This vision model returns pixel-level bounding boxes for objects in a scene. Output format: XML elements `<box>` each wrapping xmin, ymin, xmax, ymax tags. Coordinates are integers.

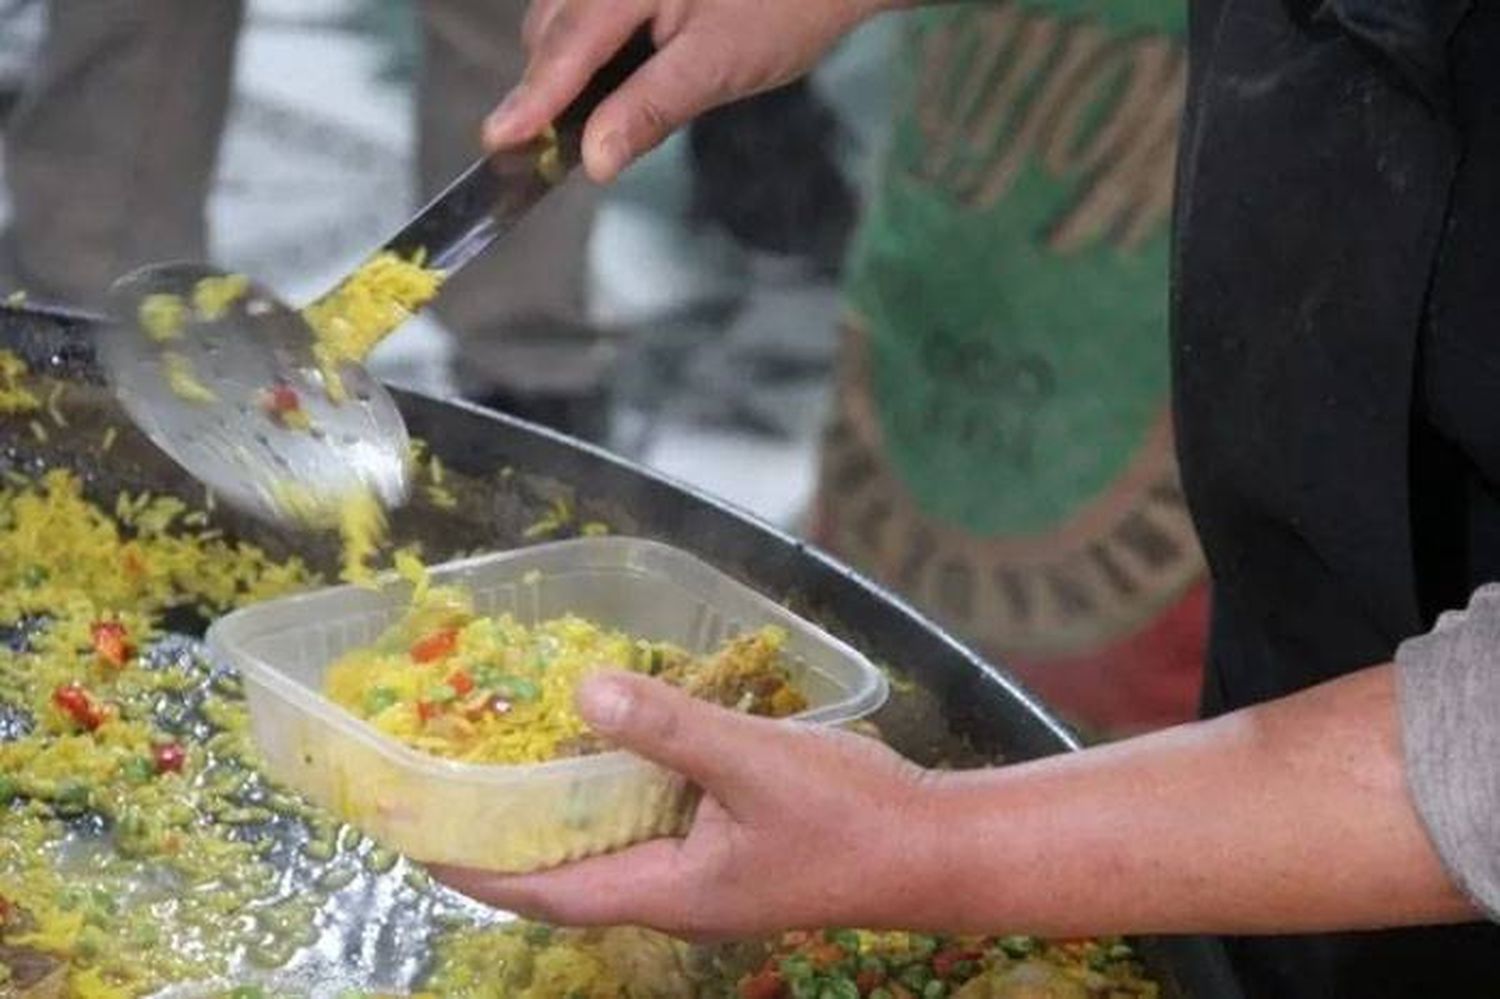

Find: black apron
<box><xmin>1174</xmin><ymin>0</ymin><xmax>1500</xmax><ymax>994</ymax></box>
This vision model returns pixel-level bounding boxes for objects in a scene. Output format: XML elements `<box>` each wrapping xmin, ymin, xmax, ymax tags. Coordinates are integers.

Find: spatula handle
<box><xmin>378</xmin><ymin>27</ymin><xmax>656</xmax><ymax>274</ymax></box>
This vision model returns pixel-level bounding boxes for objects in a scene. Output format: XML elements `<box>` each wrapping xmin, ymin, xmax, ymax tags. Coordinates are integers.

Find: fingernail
<box><xmin>595</xmin><ymin>131</ymin><xmax>630</xmax><ymax>180</ymax></box>
<box><xmin>578</xmin><ymin>675</ymin><xmax>632</xmax><ymax>731</ymax></box>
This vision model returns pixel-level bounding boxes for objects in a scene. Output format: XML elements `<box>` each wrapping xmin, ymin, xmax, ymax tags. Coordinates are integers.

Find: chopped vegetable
<box><xmin>410</xmin><ymin>628</ymin><xmax>458</xmax><ymax>664</ymax></box>
<box><xmin>52</xmin><ymin>682</ymin><xmax>105</xmax><ymax>731</ymax></box>
<box><xmin>90</xmin><ymin>620</ymin><xmax>133</xmax><ymax>668</ymax></box>
<box><xmin>260</xmin><ymin>382</ymin><xmax>313</xmax><ymax>432</ymax></box>
<box><xmin>152</xmin><ymin>742</ymin><xmax>187</xmax><ymax>775</ymax></box>
<box><xmin>740</xmin><ymin>969</ymin><xmax>786</xmax><ymax>999</ymax></box>
<box><xmin>325</xmin><ymin>588</ymin><xmax>804</xmax><ymax>765</ymax></box>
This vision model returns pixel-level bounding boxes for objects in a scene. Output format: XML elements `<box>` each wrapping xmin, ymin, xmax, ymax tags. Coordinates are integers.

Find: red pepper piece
<box><xmin>738</xmin><ymin>970</ymin><xmax>786</xmax><ymax>999</ymax></box>
<box><xmin>52</xmin><ymin>683</ymin><xmax>104</xmax><ymax>731</ymax></box>
<box><xmin>90</xmin><ymin>620</ymin><xmax>132</xmax><ymax>668</ymax></box>
<box><xmin>416</xmin><ymin>700</ymin><xmax>440</xmax><ymax>723</ymax></box>
<box><xmin>410</xmin><ymin>628</ymin><xmax>458</xmax><ymax>664</ymax></box>
<box><xmin>153</xmin><ymin>742</ymin><xmax>186</xmax><ymax>774</ymax></box>
<box><xmin>447</xmin><ymin>669</ymin><xmax>474</xmax><ymax>696</ymax></box>
<box><xmin>262</xmin><ymin>383</ymin><xmax>301</xmax><ymax>416</ymax></box>
<box><xmin>855</xmin><ymin>970</ymin><xmax>887</xmax><ymax>996</ymax></box>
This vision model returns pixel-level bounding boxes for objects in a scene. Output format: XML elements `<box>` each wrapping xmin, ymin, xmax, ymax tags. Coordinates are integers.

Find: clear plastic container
<box><xmin>207</xmin><ymin>537</ymin><xmax>889</xmax><ymax>873</ymax></box>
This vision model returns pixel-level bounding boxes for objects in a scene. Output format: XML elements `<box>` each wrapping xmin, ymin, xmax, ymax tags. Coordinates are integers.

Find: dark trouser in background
<box><xmin>2</xmin><ymin>0</ymin><xmax>601</xmax><ymax>422</ymax></box>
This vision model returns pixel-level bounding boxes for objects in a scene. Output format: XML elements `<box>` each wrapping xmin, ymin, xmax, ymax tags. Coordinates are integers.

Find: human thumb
<box><xmin>577</xmin><ymin>671</ymin><xmax>777</xmax><ymax>805</ymax></box>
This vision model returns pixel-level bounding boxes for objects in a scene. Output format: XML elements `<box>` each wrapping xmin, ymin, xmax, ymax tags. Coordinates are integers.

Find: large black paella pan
<box><xmin>0</xmin><ymin>303</ymin><xmax>1240</xmax><ymax>999</ymax></box>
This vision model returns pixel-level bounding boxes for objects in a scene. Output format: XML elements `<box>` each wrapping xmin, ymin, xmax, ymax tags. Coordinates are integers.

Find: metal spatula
<box><xmin>99</xmin><ymin>30</ymin><xmax>652</xmax><ymax>527</ymax></box>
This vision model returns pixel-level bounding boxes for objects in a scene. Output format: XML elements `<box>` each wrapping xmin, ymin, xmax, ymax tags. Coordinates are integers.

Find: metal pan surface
<box><xmin>0</xmin><ymin>303</ymin><xmax>1242</xmax><ymax>999</ymax></box>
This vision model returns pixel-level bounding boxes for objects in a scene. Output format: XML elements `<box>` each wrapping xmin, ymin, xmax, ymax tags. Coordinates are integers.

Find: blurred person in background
<box><xmin>0</xmin><ymin>0</ymin><xmax>607</xmax><ymax>438</ymax></box>
<box><xmin>808</xmin><ymin>1</ymin><xmax>1203</xmax><ymax>736</ymax></box>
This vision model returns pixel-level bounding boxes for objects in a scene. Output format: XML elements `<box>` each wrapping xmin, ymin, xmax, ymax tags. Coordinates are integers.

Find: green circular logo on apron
<box><xmin>849</xmin><ymin>4</ymin><xmax>1184</xmax><ymax>536</ymax></box>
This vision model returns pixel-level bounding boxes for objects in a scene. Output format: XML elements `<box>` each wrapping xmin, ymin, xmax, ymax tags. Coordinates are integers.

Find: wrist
<box><xmin>863</xmin><ymin>769</ymin><xmax>985</xmax><ymax>930</ymax></box>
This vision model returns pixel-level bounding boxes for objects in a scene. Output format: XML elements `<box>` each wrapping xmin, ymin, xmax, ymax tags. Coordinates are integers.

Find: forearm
<box><xmin>894</xmin><ymin>665</ymin><xmax>1474</xmax><ymax>936</ymax></box>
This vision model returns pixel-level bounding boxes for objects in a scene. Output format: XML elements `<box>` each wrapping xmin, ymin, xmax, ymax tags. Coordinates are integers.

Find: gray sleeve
<box><xmin>1397</xmin><ymin>584</ymin><xmax>1500</xmax><ymax>920</ymax></box>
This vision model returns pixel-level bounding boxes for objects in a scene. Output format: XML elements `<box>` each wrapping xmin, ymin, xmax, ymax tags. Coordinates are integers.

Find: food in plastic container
<box><xmin>207</xmin><ymin>538</ymin><xmax>889</xmax><ymax>873</ymax></box>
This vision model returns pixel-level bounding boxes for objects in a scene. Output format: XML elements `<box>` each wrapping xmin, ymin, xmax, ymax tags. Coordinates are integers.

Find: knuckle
<box><xmin>535</xmin><ymin>4</ymin><xmax>584</xmax><ymax>61</ymax></box>
<box><xmin>674</xmin><ymin>35</ymin><xmax>736</xmax><ymax>100</ymax></box>
<box><xmin>633</xmin><ymin>96</ymin><xmax>674</xmax><ymax>138</ymax></box>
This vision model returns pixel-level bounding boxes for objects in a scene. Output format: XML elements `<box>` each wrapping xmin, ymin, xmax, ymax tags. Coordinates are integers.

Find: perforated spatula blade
<box><xmin>101</xmin><ymin>263</ymin><xmax>411</xmax><ymax>524</ymax></box>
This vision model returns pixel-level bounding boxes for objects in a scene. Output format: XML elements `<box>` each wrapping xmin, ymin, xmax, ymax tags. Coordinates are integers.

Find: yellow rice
<box><xmin>302</xmin><ymin>250</ymin><xmax>445</xmax><ymax>401</ymax></box>
<box><xmin>0</xmin><ymin>349</ymin><xmax>39</xmax><ymax>413</ymax></box>
<box><xmin>191</xmin><ymin>274</ymin><xmax>251</xmax><ymax>322</ymax></box>
<box><xmin>324</xmin><ymin>567</ymin><xmax>801</xmax><ymax>765</ymax></box>
<box><xmin>137</xmin><ymin>294</ymin><xmax>188</xmax><ymax>343</ymax></box>
<box><xmin>161</xmin><ymin>352</ymin><xmax>217</xmax><ymax>404</ymax></box>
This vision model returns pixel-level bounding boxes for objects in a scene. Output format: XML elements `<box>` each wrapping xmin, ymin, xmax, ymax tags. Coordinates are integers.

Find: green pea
<box><xmin>780</xmin><ymin>955</ymin><xmax>814</xmax><ymax>982</ymax></box>
<box><xmin>998</xmin><ymin>936</ymin><xmax>1034</xmax><ymax>958</ymax></box>
<box><xmin>500</xmin><ymin>677</ymin><xmax>539</xmax><ymax>702</ymax></box>
<box><xmin>0</xmin><ymin>774</ymin><xmax>18</xmax><ymax>803</ymax></box>
<box><xmin>899</xmin><ymin>965</ymin><xmax>932</xmax><ymax>990</ymax></box>
<box><xmin>425</xmin><ymin>682</ymin><xmax>459</xmax><ymax>704</ymax></box>
<box><xmin>828</xmin><ymin>929</ymin><xmax>861</xmax><ymax>950</ymax></box>
<box><xmin>120</xmin><ymin>756</ymin><xmax>156</xmax><ymax>784</ymax></box>
<box><xmin>922</xmin><ymin>981</ymin><xmax>947</xmax><ymax>999</ymax></box>
<box><xmin>363</xmin><ymin>687</ymin><xmax>399</xmax><ymax>715</ymax></box>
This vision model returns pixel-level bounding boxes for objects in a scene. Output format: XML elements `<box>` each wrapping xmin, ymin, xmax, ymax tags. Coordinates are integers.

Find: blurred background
<box><xmin>0</xmin><ymin>0</ymin><xmax>1202</xmax><ymax>736</ymax></box>
<box><xmin>0</xmin><ymin>0</ymin><xmax>892</xmax><ymax>530</ymax></box>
